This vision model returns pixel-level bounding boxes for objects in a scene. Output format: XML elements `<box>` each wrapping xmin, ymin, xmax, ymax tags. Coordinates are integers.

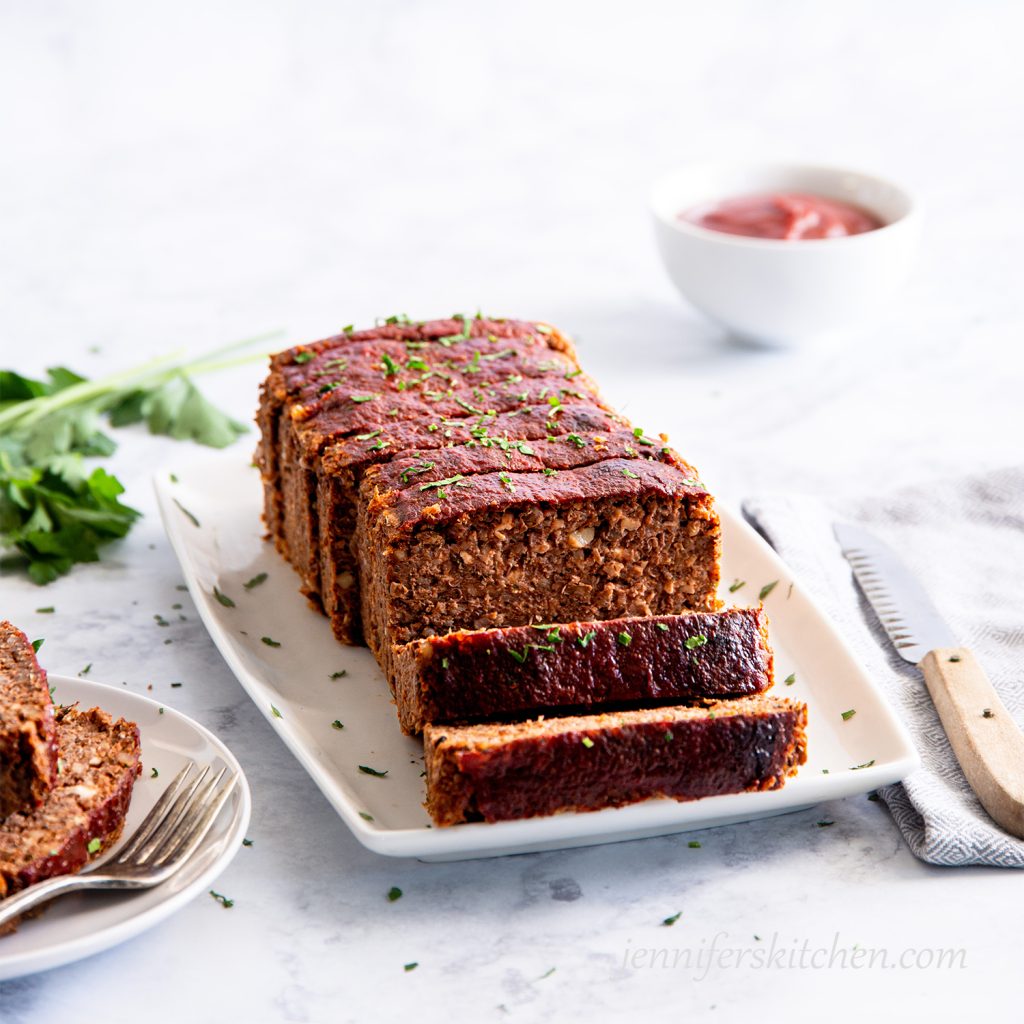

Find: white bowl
<box><xmin>650</xmin><ymin>161</ymin><xmax>921</xmax><ymax>347</ymax></box>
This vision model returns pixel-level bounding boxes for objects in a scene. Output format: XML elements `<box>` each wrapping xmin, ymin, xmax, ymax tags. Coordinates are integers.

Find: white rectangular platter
<box><xmin>154</xmin><ymin>452</ymin><xmax>918</xmax><ymax>861</ymax></box>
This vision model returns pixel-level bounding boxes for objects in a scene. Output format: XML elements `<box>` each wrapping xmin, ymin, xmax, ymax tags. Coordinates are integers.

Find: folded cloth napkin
<box><xmin>744</xmin><ymin>465</ymin><xmax>1024</xmax><ymax>868</ymax></box>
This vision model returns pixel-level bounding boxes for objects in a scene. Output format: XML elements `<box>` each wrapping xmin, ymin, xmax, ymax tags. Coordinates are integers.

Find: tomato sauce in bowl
<box><xmin>682</xmin><ymin>192</ymin><xmax>884</xmax><ymax>241</ymax></box>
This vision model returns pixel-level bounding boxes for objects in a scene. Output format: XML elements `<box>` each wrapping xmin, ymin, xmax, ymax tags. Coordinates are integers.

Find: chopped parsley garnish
<box><xmin>454</xmin><ymin>397</ymin><xmax>484</xmax><ymax>415</ymax></box>
<box><xmin>840</xmin><ymin>709</ymin><xmax>857</xmax><ymax>721</ymax></box>
<box><xmin>498</xmin><ymin>472</ymin><xmax>515</xmax><ymax>492</ymax></box>
<box><xmin>400</xmin><ymin>460</ymin><xmax>436</xmax><ymax>484</ymax></box>
<box><xmin>243</xmin><ymin>572</ymin><xmax>268</xmax><ymax>590</ymax></box>
<box><xmin>343</xmin><ymin>324</ymin><xmax>354</xmax><ymax>333</ymax></box>
<box><xmin>359</xmin><ymin>811</ymin><xmax>374</xmax><ymax>821</ymax></box>
<box><xmin>359</xmin><ymin>764</ymin><xmax>389</xmax><ymax>778</ymax></box>
<box><xmin>270</xmin><ymin>704</ymin><xmax>283</xmax><ymax>717</ymax></box>
<box><xmin>87</xmin><ymin>837</ymin><xmax>102</xmax><ymax>854</ymax></box>
<box><xmin>508</xmin><ymin>648</ymin><xmax>529</xmax><ymax>664</ymax></box>
<box><xmin>622</xmin><ymin>467</ymin><xmax>639</xmax><ymax>479</ymax></box>
<box><xmin>213</xmin><ymin>586</ymin><xmax>235</xmax><ymax>608</ymax></box>
<box><xmin>565</xmin><ymin>432</ymin><xmax>586</xmax><ymax>448</ymax></box>
<box><xmin>656</xmin><ymin>622</ymin><xmax>669</xmax><ymax>632</ymax></box>
<box><xmin>816</xmin><ymin>820</ymin><xmax>835</xmax><ymax>828</ymax></box>
<box><xmin>31</xmin><ymin>638</ymin><xmax>44</xmax><ymax>652</ymax></box>
<box><xmin>317</xmin><ymin>381</ymin><xmax>341</xmax><ymax>395</ymax></box>
<box><xmin>617</xmin><ymin>631</ymin><xmax>632</xmax><ymax>646</ymax></box>
<box><xmin>293</xmin><ymin>351</ymin><xmax>314</xmax><ymax>364</ymax></box>
<box><xmin>330</xmin><ymin>669</ymin><xmax>348</xmax><ymax>679</ymax></box>
<box><xmin>404</xmin><ymin>962</ymin><xmax>418</xmax><ymax>972</ymax></box>
<box><xmin>758</xmin><ymin>580</ymin><xmax>779</xmax><ymax>601</ymax></box>
<box><xmin>356</xmin><ymin>430</ymin><xmax>382</xmax><ymax>441</ymax></box>
<box><xmin>664</xmin><ymin>730</ymin><xmax>674</xmax><ymax>741</ymax></box>
<box><xmin>948</xmin><ymin>655</ymin><xmax>961</xmax><ymax>663</ymax></box>
<box><xmin>684</xmin><ymin>634</ymin><xmax>707</xmax><ymax>650</ymax></box>
<box><xmin>419</xmin><ymin>474</ymin><xmax>465</xmax><ymax>491</ymax></box>
<box><xmin>784</xmin><ymin>673</ymin><xmax>796</xmax><ymax>685</ymax></box>
<box><xmin>36</xmin><ymin>606</ymin><xmax>54</xmax><ymax>614</ymax></box>
<box><xmin>851</xmin><ymin>759</ymin><xmax>875</xmax><ymax>770</ymax></box>
<box><xmin>369</xmin><ymin>439</ymin><xmax>390</xmax><ymax>451</ymax></box>
<box><xmin>79</xmin><ymin>663</ymin><xmax>92</xmax><ymax>676</ymax></box>
<box><xmin>441</xmin><ymin>657</ymin><xmax>449</xmax><ymax>669</ymax></box>
<box><xmin>632</xmin><ymin>427</ymin><xmax>655</xmax><ymax>446</ymax></box>
<box><xmin>662</xmin><ymin>912</ymin><xmax>682</xmax><ymax>926</ymax></box>
<box><xmin>331</xmin><ymin>720</ymin><xmax>344</xmax><ymax>730</ymax></box>
<box><xmin>543</xmin><ymin>467</ymin><xmax>557</xmax><ymax>477</ymax></box>
<box><xmin>151</xmin><ymin>767</ymin><xmax>159</xmax><ymax>778</ymax></box>
<box><xmin>381</xmin><ymin>353</ymin><xmax>401</xmax><ymax>376</ymax></box>
<box><xmin>578</xmin><ymin>630</ymin><xmax>597</xmax><ymax>649</ymax></box>
<box><xmin>261</xmin><ymin>636</ymin><xmax>281</xmax><ymax>648</ymax></box>
<box><xmin>728</xmin><ymin>579</ymin><xmax>745</xmax><ymax>593</ymax></box>
<box><xmin>209</xmin><ymin>890</ymin><xmax>234</xmax><ymax>909</ymax></box>
<box><xmin>387</xmin><ymin>886</ymin><xmax>403</xmax><ymax>902</ymax></box>
<box><xmin>581</xmin><ymin>736</ymin><xmax>594</xmax><ymax>749</ymax></box>
<box><xmin>173</xmin><ymin>498</ymin><xmax>200</xmax><ymax>528</ymax></box>
<box><xmin>350</xmin><ymin>394</ymin><xmax>377</xmax><ymax>403</ymax></box>
<box><xmin>688</xmin><ymin>840</ymin><xmax>701</xmax><ymax>848</ymax></box>
<box><xmin>242</xmin><ymin>838</ymin><xmax>253</xmax><ymax>846</ymax></box>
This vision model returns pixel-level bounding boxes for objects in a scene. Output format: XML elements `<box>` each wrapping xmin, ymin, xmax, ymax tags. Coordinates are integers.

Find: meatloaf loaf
<box><xmin>391</xmin><ymin>606</ymin><xmax>773</xmax><ymax>734</ymax></box>
<box><xmin>358</xmin><ymin>456</ymin><xmax>721</xmax><ymax>683</ymax></box>
<box><xmin>0</xmin><ymin>621</ymin><xmax>58</xmax><ymax>819</ymax></box>
<box><xmin>0</xmin><ymin>705</ymin><xmax>141</xmax><ymax>923</ymax></box>
<box><xmin>424</xmin><ymin>695</ymin><xmax>808</xmax><ymax>826</ymax></box>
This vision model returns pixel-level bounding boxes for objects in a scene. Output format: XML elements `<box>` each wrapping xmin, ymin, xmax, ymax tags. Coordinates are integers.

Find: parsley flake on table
<box><xmin>387</xmin><ymin>886</ymin><xmax>403</xmax><ymax>902</ymax></box>
<box><xmin>784</xmin><ymin>673</ymin><xmax>796</xmax><ymax>685</ymax></box>
<box><xmin>243</xmin><ymin>572</ymin><xmax>268</xmax><ymax>590</ymax></box>
<box><xmin>728</xmin><ymin>579</ymin><xmax>745</xmax><ymax>593</ymax></box>
<box><xmin>841</xmin><ymin>709</ymin><xmax>857</xmax><ymax>721</ymax></box>
<box><xmin>213</xmin><ymin>586</ymin><xmax>235</xmax><ymax>608</ymax></box>
<box><xmin>758</xmin><ymin>580</ymin><xmax>778</xmax><ymax>600</ymax></box>
<box><xmin>209</xmin><ymin>890</ymin><xmax>234</xmax><ymax>909</ymax></box>
<box><xmin>404</xmin><ymin>962</ymin><xmax>418</xmax><ymax>972</ymax></box>
<box><xmin>261</xmin><ymin>636</ymin><xmax>281</xmax><ymax>647</ymax></box>
<box><xmin>150</xmin><ymin>767</ymin><xmax>159</xmax><ymax>778</ymax></box>
<box><xmin>329</xmin><ymin>669</ymin><xmax>348</xmax><ymax>679</ymax></box>
<box><xmin>359</xmin><ymin>764</ymin><xmax>389</xmax><ymax>778</ymax></box>
<box><xmin>270</xmin><ymin>704</ymin><xmax>283</xmax><ymax>718</ymax></box>
<box><xmin>331</xmin><ymin>720</ymin><xmax>344</xmax><ymax>730</ymax></box>
<box><xmin>662</xmin><ymin>912</ymin><xmax>682</xmax><ymax>927</ymax></box>
<box><xmin>688</xmin><ymin>840</ymin><xmax>701</xmax><ymax>848</ymax></box>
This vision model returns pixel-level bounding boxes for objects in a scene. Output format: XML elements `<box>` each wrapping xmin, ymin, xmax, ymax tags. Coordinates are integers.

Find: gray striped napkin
<box><xmin>743</xmin><ymin>465</ymin><xmax>1024</xmax><ymax>867</ymax></box>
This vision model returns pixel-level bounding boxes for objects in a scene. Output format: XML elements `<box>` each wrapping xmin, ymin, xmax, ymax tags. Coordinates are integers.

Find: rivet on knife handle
<box><xmin>920</xmin><ymin>647</ymin><xmax>1024</xmax><ymax>839</ymax></box>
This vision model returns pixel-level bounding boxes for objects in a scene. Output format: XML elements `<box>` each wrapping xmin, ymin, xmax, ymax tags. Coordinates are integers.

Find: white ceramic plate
<box><xmin>154</xmin><ymin>452</ymin><xmax>917</xmax><ymax>862</ymax></box>
<box><xmin>0</xmin><ymin>676</ymin><xmax>251</xmax><ymax>981</ymax></box>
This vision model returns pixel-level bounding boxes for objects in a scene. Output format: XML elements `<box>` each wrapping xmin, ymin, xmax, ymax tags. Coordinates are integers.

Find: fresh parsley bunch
<box><xmin>0</xmin><ymin>337</ymin><xmax>272</xmax><ymax>584</ymax></box>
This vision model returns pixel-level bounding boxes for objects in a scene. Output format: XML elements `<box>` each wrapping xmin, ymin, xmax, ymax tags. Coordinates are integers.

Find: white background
<box><xmin>1</xmin><ymin>2</ymin><xmax>1022</xmax><ymax>1021</ymax></box>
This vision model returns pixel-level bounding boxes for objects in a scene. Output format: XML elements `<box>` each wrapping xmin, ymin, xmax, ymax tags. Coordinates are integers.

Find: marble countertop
<box><xmin>1</xmin><ymin>2</ymin><xmax>1021</xmax><ymax>1020</ymax></box>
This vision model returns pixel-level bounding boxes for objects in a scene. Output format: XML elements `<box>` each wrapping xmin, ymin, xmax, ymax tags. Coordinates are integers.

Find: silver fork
<box><xmin>0</xmin><ymin>761</ymin><xmax>237</xmax><ymax>930</ymax></box>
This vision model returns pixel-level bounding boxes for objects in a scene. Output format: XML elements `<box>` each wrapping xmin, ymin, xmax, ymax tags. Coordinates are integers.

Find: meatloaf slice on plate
<box><xmin>358</xmin><ymin>457</ymin><xmax>721</xmax><ymax>680</ymax></box>
<box><xmin>423</xmin><ymin>695</ymin><xmax>808</xmax><ymax>826</ymax></box>
<box><xmin>0</xmin><ymin>705</ymin><xmax>141</xmax><ymax>920</ymax></box>
<box><xmin>0</xmin><ymin>621</ymin><xmax>58</xmax><ymax>819</ymax></box>
<box><xmin>391</xmin><ymin>606</ymin><xmax>773</xmax><ymax>734</ymax></box>
<box><xmin>317</xmin><ymin>402</ymin><xmax>627</xmax><ymax>643</ymax></box>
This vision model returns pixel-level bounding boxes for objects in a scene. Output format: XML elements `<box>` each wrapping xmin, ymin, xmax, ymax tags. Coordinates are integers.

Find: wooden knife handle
<box><xmin>921</xmin><ymin>647</ymin><xmax>1024</xmax><ymax>839</ymax></box>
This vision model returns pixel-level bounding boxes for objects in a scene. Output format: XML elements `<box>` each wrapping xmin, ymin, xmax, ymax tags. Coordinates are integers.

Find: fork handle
<box><xmin>921</xmin><ymin>647</ymin><xmax>1024</xmax><ymax>838</ymax></box>
<box><xmin>0</xmin><ymin>872</ymin><xmax>112</xmax><ymax>931</ymax></box>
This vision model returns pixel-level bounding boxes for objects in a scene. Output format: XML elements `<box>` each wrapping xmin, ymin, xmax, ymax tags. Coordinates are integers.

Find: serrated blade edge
<box><xmin>833</xmin><ymin>522</ymin><xmax>957</xmax><ymax>664</ymax></box>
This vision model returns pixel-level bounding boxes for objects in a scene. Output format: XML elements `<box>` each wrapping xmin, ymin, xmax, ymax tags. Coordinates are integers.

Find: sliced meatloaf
<box><xmin>317</xmin><ymin>402</ymin><xmax>627</xmax><ymax>643</ymax></box>
<box><xmin>423</xmin><ymin>695</ymin><xmax>808</xmax><ymax>826</ymax></box>
<box><xmin>0</xmin><ymin>705</ymin><xmax>141</xmax><ymax>920</ymax></box>
<box><xmin>257</xmin><ymin>316</ymin><xmax>580</xmax><ymax>550</ymax></box>
<box><xmin>358</xmin><ymin>457</ymin><xmax>721</xmax><ymax>683</ymax></box>
<box><xmin>0</xmin><ymin>621</ymin><xmax>58</xmax><ymax>819</ymax></box>
<box><xmin>391</xmin><ymin>606</ymin><xmax>772</xmax><ymax>734</ymax></box>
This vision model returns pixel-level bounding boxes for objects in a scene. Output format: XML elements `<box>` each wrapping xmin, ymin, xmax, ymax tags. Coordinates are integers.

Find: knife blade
<box><xmin>834</xmin><ymin>521</ymin><xmax>1024</xmax><ymax>838</ymax></box>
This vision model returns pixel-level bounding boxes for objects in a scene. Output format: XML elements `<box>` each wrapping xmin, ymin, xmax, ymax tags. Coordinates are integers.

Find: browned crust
<box><xmin>0</xmin><ymin>621</ymin><xmax>58</xmax><ymax>818</ymax></box>
<box><xmin>391</xmin><ymin>606</ymin><xmax>773</xmax><ymax>734</ymax></box>
<box><xmin>0</xmin><ymin>705</ymin><xmax>141</xmax><ymax>919</ymax></box>
<box><xmin>423</xmin><ymin>697</ymin><xmax>808</xmax><ymax>826</ymax></box>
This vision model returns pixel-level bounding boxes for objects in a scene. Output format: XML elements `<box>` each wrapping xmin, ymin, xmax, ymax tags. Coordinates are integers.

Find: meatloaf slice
<box><xmin>318</xmin><ymin>402</ymin><xmax>627</xmax><ymax>643</ymax></box>
<box><xmin>391</xmin><ymin>606</ymin><xmax>773</xmax><ymax>734</ymax></box>
<box><xmin>423</xmin><ymin>695</ymin><xmax>808</xmax><ymax>826</ymax></box>
<box><xmin>358</xmin><ymin>457</ymin><xmax>721</xmax><ymax>680</ymax></box>
<box><xmin>0</xmin><ymin>622</ymin><xmax>58</xmax><ymax>819</ymax></box>
<box><xmin>0</xmin><ymin>705</ymin><xmax>141</xmax><ymax>925</ymax></box>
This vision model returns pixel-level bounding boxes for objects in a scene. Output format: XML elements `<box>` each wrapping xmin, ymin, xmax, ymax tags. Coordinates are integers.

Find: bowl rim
<box><xmin>650</xmin><ymin>160</ymin><xmax>919</xmax><ymax>250</ymax></box>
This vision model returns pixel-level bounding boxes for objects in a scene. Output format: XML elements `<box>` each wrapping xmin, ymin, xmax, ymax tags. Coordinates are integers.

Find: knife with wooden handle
<box><xmin>834</xmin><ymin>522</ymin><xmax>1024</xmax><ymax>838</ymax></box>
